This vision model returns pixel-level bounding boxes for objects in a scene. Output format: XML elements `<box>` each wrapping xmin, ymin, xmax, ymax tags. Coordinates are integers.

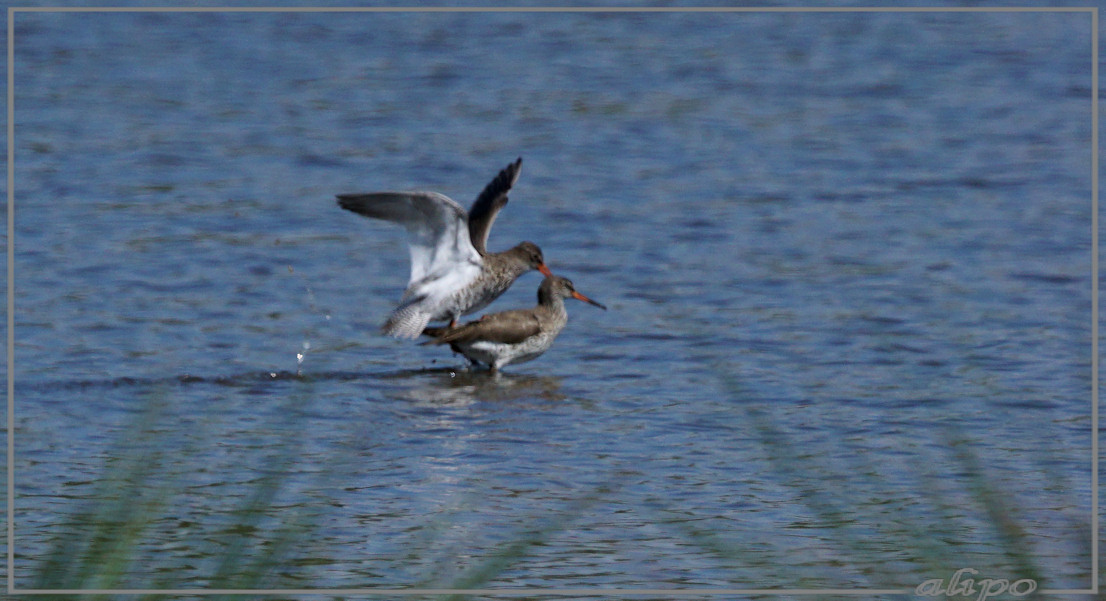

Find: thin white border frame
<box><xmin>4</xmin><ymin>4</ymin><xmax>1097</xmax><ymax>597</ymax></box>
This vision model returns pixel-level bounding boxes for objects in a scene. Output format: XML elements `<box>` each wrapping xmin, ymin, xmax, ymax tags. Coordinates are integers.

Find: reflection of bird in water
<box><xmin>336</xmin><ymin>158</ymin><xmax>553</xmax><ymax>339</ymax></box>
<box><xmin>378</xmin><ymin>367</ymin><xmax>566</xmax><ymax>405</ymax></box>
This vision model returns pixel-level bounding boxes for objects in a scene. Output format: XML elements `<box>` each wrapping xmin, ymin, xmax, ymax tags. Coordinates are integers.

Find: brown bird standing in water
<box><xmin>422</xmin><ymin>275</ymin><xmax>606</xmax><ymax>373</ymax></box>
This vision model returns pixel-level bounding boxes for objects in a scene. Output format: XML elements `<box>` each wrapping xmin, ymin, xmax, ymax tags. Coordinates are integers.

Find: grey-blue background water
<box><xmin>9</xmin><ymin>6</ymin><xmax>1095</xmax><ymax>591</ymax></box>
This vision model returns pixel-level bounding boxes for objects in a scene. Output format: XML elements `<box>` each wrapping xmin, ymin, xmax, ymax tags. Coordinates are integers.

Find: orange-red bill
<box><xmin>572</xmin><ymin>290</ymin><xmax>607</xmax><ymax>310</ymax></box>
<box><xmin>538</xmin><ymin>263</ymin><xmax>554</xmax><ymax>278</ymax></box>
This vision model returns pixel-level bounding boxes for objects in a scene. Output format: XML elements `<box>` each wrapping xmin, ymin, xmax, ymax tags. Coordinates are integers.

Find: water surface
<box><xmin>11</xmin><ymin>8</ymin><xmax>1094</xmax><ymax>590</ymax></box>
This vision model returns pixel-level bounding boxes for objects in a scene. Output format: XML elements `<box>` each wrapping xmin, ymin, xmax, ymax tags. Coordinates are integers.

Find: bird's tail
<box><xmin>382</xmin><ymin>304</ymin><xmax>434</xmax><ymax>340</ymax></box>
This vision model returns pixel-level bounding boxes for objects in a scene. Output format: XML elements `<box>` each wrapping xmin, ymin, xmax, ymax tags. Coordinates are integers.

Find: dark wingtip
<box><xmin>504</xmin><ymin>157</ymin><xmax>522</xmax><ymax>184</ymax></box>
<box><xmin>336</xmin><ymin>194</ymin><xmax>356</xmax><ymax>211</ymax></box>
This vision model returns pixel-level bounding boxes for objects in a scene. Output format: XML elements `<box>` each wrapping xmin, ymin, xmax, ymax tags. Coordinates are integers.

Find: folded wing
<box><xmin>425</xmin><ymin>309</ymin><xmax>541</xmax><ymax>345</ymax></box>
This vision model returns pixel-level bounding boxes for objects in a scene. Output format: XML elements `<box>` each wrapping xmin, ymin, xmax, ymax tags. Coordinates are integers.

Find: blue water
<box><xmin>10</xmin><ymin>8</ymin><xmax>1095</xmax><ymax>590</ymax></box>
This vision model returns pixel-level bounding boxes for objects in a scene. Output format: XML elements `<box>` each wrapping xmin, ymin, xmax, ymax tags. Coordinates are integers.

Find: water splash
<box><xmin>296</xmin><ymin>341</ymin><xmax>311</xmax><ymax>376</ymax></box>
<box><xmin>285</xmin><ymin>264</ymin><xmax>336</xmax><ymax>375</ymax></box>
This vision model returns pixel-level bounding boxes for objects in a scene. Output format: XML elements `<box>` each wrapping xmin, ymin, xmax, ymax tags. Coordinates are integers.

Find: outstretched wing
<box><xmin>467</xmin><ymin>157</ymin><xmax>522</xmax><ymax>256</ymax></box>
<box><xmin>337</xmin><ymin>191</ymin><xmax>482</xmax><ymax>286</ymax></box>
